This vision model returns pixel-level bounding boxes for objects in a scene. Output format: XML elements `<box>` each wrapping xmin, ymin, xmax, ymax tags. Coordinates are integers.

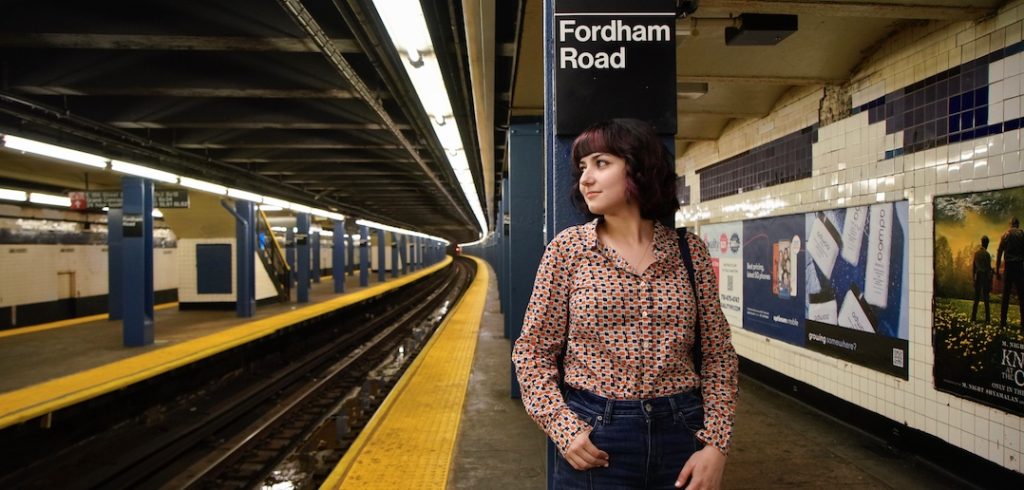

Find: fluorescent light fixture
<box><xmin>271</xmin><ymin>226</ymin><xmax>287</xmax><ymax>232</ymax></box>
<box><xmin>327</xmin><ymin>212</ymin><xmax>345</xmax><ymax>221</ymax></box>
<box><xmin>320</xmin><ymin>230</ymin><xmax>334</xmax><ymax>237</ymax></box>
<box><xmin>355</xmin><ymin>218</ymin><xmax>450</xmax><ymax>245</ymax></box>
<box><xmin>289</xmin><ymin>202</ymin><xmax>311</xmax><ymax>214</ymax></box>
<box><xmin>152</xmin><ymin>209</ymin><xmax>164</xmax><ymax>218</ymax></box>
<box><xmin>111</xmin><ymin>160</ymin><xmax>179</xmax><ymax>184</ymax></box>
<box><xmin>180</xmin><ymin>177</ymin><xmax>227</xmax><ymax>195</ymax></box>
<box><xmin>2</xmin><ymin>135</ymin><xmax>108</xmax><ymax>168</ymax></box>
<box><xmin>226</xmin><ymin>187</ymin><xmax>263</xmax><ymax>203</ymax></box>
<box><xmin>310</xmin><ymin>208</ymin><xmax>332</xmax><ymax>219</ymax></box>
<box><xmin>258</xmin><ymin>205</ymin><xmax>283</xmax><ymax>212</ymax></box>
<box><xmin>29</xmin><ymin>192</ymin><xmax>71</xmax><ymax>207</ymax></box>
<box><xmin>371</xmin><ymin>0</ymin><xmax>486</xmax><ymax>234</ymax></box>
<box><xmin>262</xmin><ymin>196</ymin><xmax>291</xmax><ymax>209</ymax></box>
<box><xmin>0</xmin><ymin>188</ymin><xmax>28</xmax><ymax>202</ymax></box>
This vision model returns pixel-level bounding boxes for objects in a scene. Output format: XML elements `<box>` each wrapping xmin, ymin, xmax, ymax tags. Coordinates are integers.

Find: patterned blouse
<box><xmin>512</xmin><ymin>219</ymin><xmax>739</xmax><ymax>455</ymax></box>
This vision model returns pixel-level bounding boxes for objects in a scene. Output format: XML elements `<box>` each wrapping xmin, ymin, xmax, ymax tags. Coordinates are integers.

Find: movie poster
<box><xmin>742</xmin><ymin>215</ymin><xmax>806</xmax><ymax>345</ymax></box>
<box><xmin>803</xmin><ymin>202</ymin><xmax>910</xmax><ymax>379</ymax></box>
<box><xmin>701</xmin><ymin>222</ymin><xmax>743</xmax><ymax>326</ymax></box>
<box><xmin>934</xmin><ymin>189</ymin><xmax>1024</xmax><ymax>416</ymax></box>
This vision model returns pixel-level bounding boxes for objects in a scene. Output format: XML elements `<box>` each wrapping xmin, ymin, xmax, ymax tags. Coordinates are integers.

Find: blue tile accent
<box><xmin>698</xmin><ymin>124</ymin><xmax>818</xmax><ymax>201</ymax></box>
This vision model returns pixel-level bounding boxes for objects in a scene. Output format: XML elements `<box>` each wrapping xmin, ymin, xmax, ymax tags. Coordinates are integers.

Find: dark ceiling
<box><xmin>0</xmin><ymin>0</ymin><xmax>521</xmax><ymax>243</ymax></box>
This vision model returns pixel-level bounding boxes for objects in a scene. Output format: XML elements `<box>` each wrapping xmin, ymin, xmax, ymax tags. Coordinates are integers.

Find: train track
<box><xmin>0</xmin><ymin>258</ymin><xmax>474</xmax><ymax>489</ymax></box>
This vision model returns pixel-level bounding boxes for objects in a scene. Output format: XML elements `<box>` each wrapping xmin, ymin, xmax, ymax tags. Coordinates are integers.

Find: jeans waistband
<box><xmin>565</xmin><ymin>387</ymin><xmax>700</xmax><ymax>418</ymax></box>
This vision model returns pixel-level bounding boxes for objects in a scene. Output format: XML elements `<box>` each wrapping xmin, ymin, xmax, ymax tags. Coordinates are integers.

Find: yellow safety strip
<box><xmin>0</xmin><ymin>303</ymin><xmax>179</xmax><ymax>340</ymax></box>
<box><xmin>0</xmin><ymin>257</ymin><xmax>452</xmax><ymax>430</ymax></box>
<box><xmin>321</xmin><ymin>255</ymin><xmax>489</xmax><ymax>490</ymax></box>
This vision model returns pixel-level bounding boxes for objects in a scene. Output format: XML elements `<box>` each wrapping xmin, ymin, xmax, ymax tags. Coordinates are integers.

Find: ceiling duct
<box><xmin>725</xmin><ymin>13</ymin><xmax>797</xmax><ymax>46</ymax></box>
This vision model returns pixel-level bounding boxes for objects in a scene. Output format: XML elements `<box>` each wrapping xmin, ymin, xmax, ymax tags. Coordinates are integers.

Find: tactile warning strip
<box><xmin>321</xmin><ymin>256</ymin><xmax>490</xmax><ymax>489</ymax></box>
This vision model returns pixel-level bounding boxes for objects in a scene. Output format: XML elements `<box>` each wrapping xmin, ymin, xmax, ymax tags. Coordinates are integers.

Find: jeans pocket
<box><xmin>676</xmin><ymin>397</ymin><xmax>705</xmax><ymax>434</ymax></box>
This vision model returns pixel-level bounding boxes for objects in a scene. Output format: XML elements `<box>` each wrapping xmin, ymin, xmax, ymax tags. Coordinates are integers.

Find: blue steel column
<box><xmin>377</xmin><ymin>228</ymin><xmax>386</xmax><ymax>282</ymax></box>
<box><xmin>502</xmin><ymin>177</ymin><xmax>511</xmax><ymax>337</ymax></box>
<box><xmin>346</xmin><ymin>233</ymin><xmax>355</xmax><ymax>276</ymax></box>
<box><xmin>333</xmin><ymin>219</ymin><xmax>346</xmax><ymax>293</ymax></box>
<box><xmin>107</xmin><ymin>209</ymin><xmax>123</xmax><ymax>320</ymax></box>
<box><xmin>509</xmin><ymin>121</ymin><xmax>545</xmax><ymax>398</ymax></box>
<box><xmin>286</xmin><ymin>227</ymin><xmax>296</xmax><ymax>285</ymax></box>
<box><xmin>235</xmin><ymin>200</ymin><xmax>256</xmax><ymax>317</ymax></box>
<box><xmin>296</xmin><ymin>213</ymin><xmax>310</xmax><ymax>303</ymax></box>
<box><xmin>121</xmin><ymin>176</ymin><xmax>154</xmax><ymax>346</ymax></box>
<box><xmin>312</xmin><ymin>230</ymin><xmax>321</xmax><ymax>283</ymax></box>
<box><xmin>399</xmin><ymin>235</ymin><xmax>408</xmax><ymax>274</ymax></box>
<box><xmin>391</xmin><ymin>233</ymin><xmax>399</xmax><ymax>277</ymax></box>
<box><xmin>359</xmin><ymin>224</ymin><xmax>369</xmax><ymax>286</ymax></box>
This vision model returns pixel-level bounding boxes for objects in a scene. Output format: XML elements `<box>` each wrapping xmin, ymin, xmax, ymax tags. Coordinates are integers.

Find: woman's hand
<box><xmin>564</xmin><ymin>429</ymin><xmax>609</xmax><ymax>471</ymax></box>
<box><xmin>675</xmin><ymin>445</ymin><xmax>726</xmax><ymax>489</ymax></box>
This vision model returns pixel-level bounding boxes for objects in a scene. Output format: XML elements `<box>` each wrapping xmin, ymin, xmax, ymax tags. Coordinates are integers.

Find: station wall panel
<box><xmin>679</xmin><ymin>1</ymin><xmax>1024</xmax><ymax>474</ymax></box>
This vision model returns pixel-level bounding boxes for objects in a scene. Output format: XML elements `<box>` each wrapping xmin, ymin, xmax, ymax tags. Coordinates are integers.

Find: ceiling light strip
<box><xmin>277</xmin><ymin>0</ymin><xmax>481</xmax><ymax>236</ymax></box>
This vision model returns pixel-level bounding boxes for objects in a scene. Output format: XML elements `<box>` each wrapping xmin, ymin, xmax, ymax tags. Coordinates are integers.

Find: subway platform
<box><xmin>325</xmin><ymin>257</ymin><xmax>986</xmax><ymax>489</ymax></box>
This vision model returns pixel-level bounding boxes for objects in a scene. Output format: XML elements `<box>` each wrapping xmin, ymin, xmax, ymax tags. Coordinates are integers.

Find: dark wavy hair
<box><xmin>570</xmin><ymin>118</ymin><xmax>679</xmax><ymax>220</ymax></box>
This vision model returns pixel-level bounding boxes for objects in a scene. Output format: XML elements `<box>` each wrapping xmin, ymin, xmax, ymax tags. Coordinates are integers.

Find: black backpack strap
<box><xmin>677</xmin><ymin>227</ymin><xmax>702</xmax><ymax>373</ymax></box>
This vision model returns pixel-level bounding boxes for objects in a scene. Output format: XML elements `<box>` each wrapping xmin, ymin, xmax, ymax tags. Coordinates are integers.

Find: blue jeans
<box><xmin>553</xmin><ymin>388</ymin><xmax>705</xmax><ymax>490</ymax></box>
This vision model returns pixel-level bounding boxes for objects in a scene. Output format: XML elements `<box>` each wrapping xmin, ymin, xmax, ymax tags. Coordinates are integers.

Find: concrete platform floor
<box><xmin>0</xmin><ymin>270</ymin><xmax>397</xmax><ymax>393</ymax></box>
<box><xmin>449</xmin><ymin>263</ymin><xmax>979</xmax><ymax>489</ymax></box>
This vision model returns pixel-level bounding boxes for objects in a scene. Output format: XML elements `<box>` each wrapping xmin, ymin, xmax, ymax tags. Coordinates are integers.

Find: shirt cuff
<box><xmin>696</xmin><ymin>420</ymin><xmax>733</xmax><ymax>455</ymax></box>
<box><xmin>550</xmin><ymin>407</ymin><xmax>591</xmax><ymax>455</ymax></box>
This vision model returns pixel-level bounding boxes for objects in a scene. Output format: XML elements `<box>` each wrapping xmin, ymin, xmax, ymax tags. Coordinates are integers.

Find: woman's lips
<box><xmin>585</xmin><ymin>191</ymin><xmax>600</xmax><ymax>199</ymax></box>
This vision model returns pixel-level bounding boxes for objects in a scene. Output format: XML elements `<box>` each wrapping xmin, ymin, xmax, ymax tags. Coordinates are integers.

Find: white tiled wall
<box><xmin>679</xmin><ymin>1</ymin><xmax>1024</xmax><ymax>473</ymax></box>
<box><xmin>177</xmin><ymin>238</ymin><xmax>278</xmax><ymax>302</ymax></box>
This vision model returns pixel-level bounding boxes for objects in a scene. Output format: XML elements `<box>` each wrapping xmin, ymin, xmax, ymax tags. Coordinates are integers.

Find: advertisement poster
<box><xmin>701</xmin><ymin>222</ymin><xmax>743</xmax><ymax>326</ymax></box>
<box><xmin>803</xmin><ymin>203</ymin><xmax>910</xmax><ymax>379</ymax></box>
<box><xmin>934</xmin><ymin>189</ymin><xmax>1024</xmax><ymax>416</ymax></box>
<box><xmin>742</xmin><ymin>215</ymin><xmax>806</xmax><ymax>345</ymax></box>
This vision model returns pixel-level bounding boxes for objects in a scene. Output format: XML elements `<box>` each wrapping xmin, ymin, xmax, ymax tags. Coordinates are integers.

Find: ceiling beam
<box><xmin>0</xmin><ymin>33</ymin><xmax>361</xmax><ymax>52</ymax></box>
<box><xmin>676</xmin><ymin>137</ymin><xmax>717</xmax><ymax>142</ymax></box>
<box><xmin>14</xmin><ymin>86</ymin><xmax>366</xmax><ymax>99</ymax></box>
<box><xmin>175</xmin><ymin>142</ymin><xmax>410</xmax><ymax>150</ymax></box>
<box><xmin>226</xmin><ymin>158</ymin><xmax>414</xmax><ymax>164</ymax></box>
<box><xmin>697</xmin><ymin>0</ymin><xmax>994</xmax><ymax>20</ymax></box>
<box><xmin>110</xmin><ymin>121</ymin><xmax>409</xmax><ymax>130</ymax></box>
<box><xmin>677</xmin><ymin>75</ymin><xmax>844</xmax><ymax>85</ymax></box>
<box><xmin>678</xmin><ymin>109</ymin><xmax>768</xmax><ymax>118</ymax></box>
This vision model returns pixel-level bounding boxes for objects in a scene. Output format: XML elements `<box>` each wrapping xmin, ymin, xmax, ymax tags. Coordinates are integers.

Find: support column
<box><xmin>286</xmin><ymin>226</ymin><xmax>296</xmax><ymax>285</ymax></box>
<box><xmin>508</xmin><ymin>121</ymin><xmax>545</xmax><ymax>396</ymax></box>
<box><xmin>391</xmin><ymin>233</ymin><xmax>399</xmax><ymax>278</ymax></box>
<box><xmin>347</xmin><ymin>232</ymin><xmax>355</xmax><ymax>276</ymax></box>
<box><xmin>312</xmin><ymin>230</ymin><xmax>321</xmax><ymax>283</ymax></box>
<box><xmin>377</xmin><ymin>228</ymin><xmax>386</xmax><ymax>282</ymax></box>
<box><xmin>399</xmin><ymin>235</ymin><xmax>408</xmax><ymax>274</ymax></box>
<box><xmin>107</xmin><ymin>208</ymin><xmax>123</xmax><ymax>320</ymax></box>
<box><xmin>297</xmin><ymin>213</ymin><xmax>310</xmax><ymax>303</ymax></box>
<box><xmin>121</xmin><ymin>176</ymin><xmax>154</xmax><ymax>347</ymax></box>
<box><xmin>359</xmin><ymin>224</ymin><xmax>369</xmax><ymax>286</ymax></box>
<box><xmin>234</xmin><ymin>200</ymin><xmax>256</xmax><ymax>317</ymax></box>
<box><xmin>543</xmin><ymin>1</ymin><xmax>676</xmax><ymax>483</ymax></box>
<box><xmin>502</xmin><ymin>177</ymin><xmax>511</xmax><ymax>336</ymax></box>
<box><xmin>333</xmin><ymin>219</ymin><xmax>346</xmax><ymax>293</ymax></box>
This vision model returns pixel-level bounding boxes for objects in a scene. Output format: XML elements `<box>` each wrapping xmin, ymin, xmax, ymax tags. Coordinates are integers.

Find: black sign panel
<box><xmin>123</xmin><ymin>214</ymin><xmax>144</xmax><ymax>237</ymax></box>
<box><xmin>554</xmin><ymin>0</ymin><xmax>676</xmax><ymax>135</ymax></box>
<box><xmin>72</xmin><ymin>190</ymin><xmax>191</xmax><ymax>209</ymax></box>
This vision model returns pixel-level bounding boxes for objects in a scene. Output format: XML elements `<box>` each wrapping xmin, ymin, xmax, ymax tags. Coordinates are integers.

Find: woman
<box><xmin>512</xmin><ymin>118</ymin><xmax>739</xmax><ymax>489</ymax></box>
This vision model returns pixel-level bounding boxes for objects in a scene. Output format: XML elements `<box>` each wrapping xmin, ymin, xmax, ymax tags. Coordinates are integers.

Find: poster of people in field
<box><xmin>803</xmin><ymin>202</ymin><xmax>910</xmax><ymax>379</ymax></box>
<box><xmin>934</xmin><ymin>189</ymin><xmax>1024</xmax><ymax>416</ymax></box>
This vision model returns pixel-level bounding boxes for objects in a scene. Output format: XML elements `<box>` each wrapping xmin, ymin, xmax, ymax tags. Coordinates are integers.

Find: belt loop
<box><xmin>603</xmin><ymin>398</ymin><xmax>614</xmax><ymax>425</ymax></box>
<box><xmin>668</xmin><ymin>396</ymin><xmax>682</xmax><ymax>423</ymax></box>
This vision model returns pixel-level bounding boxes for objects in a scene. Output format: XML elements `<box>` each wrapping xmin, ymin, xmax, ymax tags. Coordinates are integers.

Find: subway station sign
<box><xmin>69</xmin><ymin>189</ymin><xmax>190</xmax><ymax>209</ymax></box>
<box><xmin>554</xmin><ymin>0</ymin><xmax>676</xmax><ymax>135</ymax></box>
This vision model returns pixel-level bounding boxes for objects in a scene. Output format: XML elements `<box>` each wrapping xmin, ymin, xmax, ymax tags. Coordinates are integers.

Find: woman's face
<box><xmin>578</xmin><ymin>152</ymin><xmax>631</xmax><ymax>216</ymax></box>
